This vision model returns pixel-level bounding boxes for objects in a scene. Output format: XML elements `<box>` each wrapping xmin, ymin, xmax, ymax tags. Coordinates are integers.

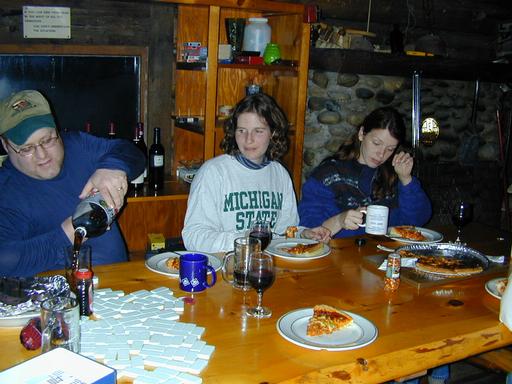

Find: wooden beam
<box><xmin>308</xmin><ymin>48</ymin><xmax>512</xmax><ymax>83</ymax></box>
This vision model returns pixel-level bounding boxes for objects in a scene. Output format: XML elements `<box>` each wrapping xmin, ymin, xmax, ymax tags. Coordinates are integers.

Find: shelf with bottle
<box><xmin>172</xmin><ymin>115</ymin><xmax>204</xmax><ymax>134</ymax></box>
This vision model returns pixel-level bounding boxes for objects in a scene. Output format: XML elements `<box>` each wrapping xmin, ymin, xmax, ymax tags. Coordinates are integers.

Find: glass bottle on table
<box><xmin>149</xmin><ymin>127</ymin><xmax>165</xmax><ymax>190</ymax></box>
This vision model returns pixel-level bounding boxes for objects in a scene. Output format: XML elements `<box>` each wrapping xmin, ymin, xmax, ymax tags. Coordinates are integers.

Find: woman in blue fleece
<box><xmin>298</xmin><ymin>106</ymin><xmax>432</xmax><ymax>239</ymax></box>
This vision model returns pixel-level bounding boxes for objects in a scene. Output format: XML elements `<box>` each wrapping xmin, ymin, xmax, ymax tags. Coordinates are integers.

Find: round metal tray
<box><xmin>396</xmin><ymin>242</ymin><xmax>490</xmax><ymax>271</ymax></box>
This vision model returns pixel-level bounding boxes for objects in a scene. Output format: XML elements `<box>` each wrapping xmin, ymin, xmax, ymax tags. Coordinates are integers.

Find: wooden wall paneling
<box><xmin>173</xmin><ymin>127</ymin><xmax>205</xmax><ymax>173</ymax></box>
<box><xmin>268</xmin><ymin>14</ymin><xmax>302</xmax><ymax>60</ymax></box>
<box><xmin>176</xmin><ymin>5</ymin><xmax>209</xmax><ymax>60</ymax></box>
<box><xmin>204</xmin><ymin>5</ymin><xmax>221</xmax><ymax>160</ymax></box>
<box><xmin>217</xmin><ymin>67</ymin><xmax>258</xmax><ymax>107</ymax></box>
<box><xmin>175</xmin><ymin>70</ymin><xmax>208</xmax><ymax>115</ymax></box>
<box><xmin>118</xmin><ymin>198</ymin><xmax>189</xmax><ymax>251</ymax></box>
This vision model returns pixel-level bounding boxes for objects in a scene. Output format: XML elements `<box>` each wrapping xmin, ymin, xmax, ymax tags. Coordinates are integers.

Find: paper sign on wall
<box><xmin>23</xmin><ymin>6</ymin><xmax>71</xmax><ymax>39</ymax></box>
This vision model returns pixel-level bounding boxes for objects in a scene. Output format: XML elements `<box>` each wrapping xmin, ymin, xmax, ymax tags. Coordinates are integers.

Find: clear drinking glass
<box><xmin>246</xmin><ymin>252</ymin><xmax>275</xmax><ymax>318</ymax></box>
<box><xmin>40</xmin><ymin>296</ymin><xmax>80</xmax><ymax>353</ymax></box>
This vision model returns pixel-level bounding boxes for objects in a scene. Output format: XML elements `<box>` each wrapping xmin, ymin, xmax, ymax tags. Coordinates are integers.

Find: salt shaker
<box><xmin>384</xmin><ymin>253</ymin><xmax>401</xmax><ymax>291</ymax></box>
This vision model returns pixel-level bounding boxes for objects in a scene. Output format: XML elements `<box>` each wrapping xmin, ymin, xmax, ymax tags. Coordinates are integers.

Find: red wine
<box><xmin>234</xmin><ymin>270</ymin><xmax>249</xmax><ymax>288</ymax></box>
<box><xmin>248</xmin><ymin>269</ymin><xmax>275</xmax><ymax>293</ymax></box>
<box><xmin>249</xmin><ymin>230</ymin><xmax>272</xmax><ymax>250</ymax></box>
<box><xmin>148</xmin><ymin>127</ymin><xmax>164</xmax><ymax>190</ymax></box>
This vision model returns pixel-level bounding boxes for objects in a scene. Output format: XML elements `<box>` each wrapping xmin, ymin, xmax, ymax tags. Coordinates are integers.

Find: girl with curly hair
<box><xmin>183</xmin><ymin>93</ymin><xmax>330</xmax><ymax>252</ymax></box>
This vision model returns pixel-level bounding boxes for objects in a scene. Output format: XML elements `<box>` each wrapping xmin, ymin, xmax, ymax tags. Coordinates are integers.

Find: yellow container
<box><xmin>148</xmin><ymin>233</ymin><xmax>166</xmax><ymax>251</ymax></box>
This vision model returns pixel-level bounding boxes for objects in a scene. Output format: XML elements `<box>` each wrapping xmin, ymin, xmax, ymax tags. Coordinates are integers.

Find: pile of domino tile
<box><xmin>80</xmin><ymin>287</ymin><xmax>214</xmax><ymax>384</ymax></box>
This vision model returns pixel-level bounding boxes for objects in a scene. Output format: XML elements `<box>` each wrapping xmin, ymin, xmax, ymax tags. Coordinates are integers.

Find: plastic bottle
<box><xmin>242</xmin><ymin>18</ymin><xmax>271</xmax><ymax>56</ymax></box>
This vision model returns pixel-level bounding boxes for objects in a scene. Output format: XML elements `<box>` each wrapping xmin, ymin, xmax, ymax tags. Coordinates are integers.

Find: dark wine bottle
<box><xmin>148</xmin><ymin>127</ymin><xmax>165</xmax><ymax>190</ymax></box>
<box><xmin>107</xmin><ymin>121</ymin><xmax>116</xmax><ymax>139</ymax></box>
<box><xmin>72</xmin><ymin>193</ymin><xmax>117</xmax><ymax>238</ymax></box>
<box><xmin>130</xmin><ymin>123</ymin><xmax>147</xmax><ymax>192</ymax></box>
<box><xmin>84</xmin><ymin>122</ymin><xmax>92</xmax><ymax>134</ymax></box>
<box><xmin>137</xmin><ymin>122</ymin><xmax>148</xmax><ymax>181</ymax></box>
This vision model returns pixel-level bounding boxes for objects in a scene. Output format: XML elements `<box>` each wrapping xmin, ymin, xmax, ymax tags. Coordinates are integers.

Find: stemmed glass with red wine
<box><xmin>451</xmin><ymin>200</ymin><xmax>473</xmax><ymax>243</ymax></box>
<box><xmin>249</xmin><ymin>220</ymin><xmax>272</xmax><ymax>251</ymax></box>
<box><xmin>246</xmin><ymin>252</ymin><xmax>275</xmax><ymax>318</ymax></box>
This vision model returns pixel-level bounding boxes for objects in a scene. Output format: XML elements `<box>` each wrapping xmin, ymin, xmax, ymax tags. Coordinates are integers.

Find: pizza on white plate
<box><xmin>389</xmin><ymin>226</ymin><xmax>427</xmax><ymax>241</ymax></box>
<box><xmin>284</xmin><ymin>242</ymin><xmax>324</xmax><ymax>256</ymax></box>
<box><xmin>306</xmin><ymin>304</ymin><xmax>353</xmax><ymax>336</ymax></box>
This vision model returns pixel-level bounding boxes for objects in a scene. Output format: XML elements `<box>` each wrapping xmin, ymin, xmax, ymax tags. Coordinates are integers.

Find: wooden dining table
<box><xmin>1</xmin><ymin>222</ymin><xmax>512</xmax><ymax>383</ymax></box>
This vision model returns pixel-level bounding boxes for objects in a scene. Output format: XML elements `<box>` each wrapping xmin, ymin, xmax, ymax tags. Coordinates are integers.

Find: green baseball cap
<box><xmin>0</xmin><ymin>90</ymin><xmax>56</xmax><ymax>145</ymax></box>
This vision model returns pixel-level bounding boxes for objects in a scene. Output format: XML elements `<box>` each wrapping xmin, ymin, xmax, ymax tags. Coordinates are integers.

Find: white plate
<box><xmin>387</xmin><ymin>227</ymin><xmax>443</xmax><ymax>244</ymax></box>
<box><xmin>0</xmin><ymin>311</ymin><xmax>39</xmax><ymax>328</ymax></box>
<box><xmin>276</xmin><ymin>308</ymin><xmax>378</xmax><ymax>351</ymax></box>
<box><xmin>145</xmin><ymin>251</ymin><xmax>222</xmax><ymax>278</ymax></box>
<box><xmin>485</xmin><ymin>277</ymin><xmax>508</xmax><ymax>300</ymax></box>
<box><xmin>265</xmin><ymin>239</ymin><xmax>331</xmax><ymax>260</ymax></box>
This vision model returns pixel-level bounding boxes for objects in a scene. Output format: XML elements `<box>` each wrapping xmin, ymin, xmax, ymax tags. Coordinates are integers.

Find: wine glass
<box><xmin>249</xmin><ymin>220</ymin><xmax>272</xmax><ymax>251</ymax></box>
<box><xmin>451</xmin><ymin>200</ymin><xmax>473</xmax><ymax>242</ymax></box>
<box><xmin>246</xmin><ymin>252</ymin><xmax>275</xmax><ymax>318</ymax></box>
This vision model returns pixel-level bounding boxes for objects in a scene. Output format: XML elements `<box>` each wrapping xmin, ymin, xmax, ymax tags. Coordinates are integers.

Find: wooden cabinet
<box><xmin>120</xmin><ymin>0</ymin><xmax>309</xmax><ymax>251</ymax></box>
<box><xmin>173</xmin><ymin>1</ymin><xmax>310</xmax><ymax>191</ymax></box>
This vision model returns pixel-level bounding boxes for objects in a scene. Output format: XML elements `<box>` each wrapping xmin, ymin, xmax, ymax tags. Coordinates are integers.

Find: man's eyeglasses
<box><xmin>6</xmin><ymin>134</ymin><xmax>60</xmax><ymax>157</ymax></box>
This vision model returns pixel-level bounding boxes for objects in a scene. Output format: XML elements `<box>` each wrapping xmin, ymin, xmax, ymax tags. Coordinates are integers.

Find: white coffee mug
<box><xmin>359</xmin><ymin>205</ymin><xmax>389</xmax><ymax>235</ymax></box>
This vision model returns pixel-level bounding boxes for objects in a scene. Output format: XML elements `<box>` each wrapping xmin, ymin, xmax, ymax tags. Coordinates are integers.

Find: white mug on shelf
<box><xmin>359</xmin><ymin>205</ymin><xmax>389</xmax><ymax>235</ymax></box>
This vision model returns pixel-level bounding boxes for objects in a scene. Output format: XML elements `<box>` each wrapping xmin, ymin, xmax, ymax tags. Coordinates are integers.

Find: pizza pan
<box><xmin>395</xmin><ymin>242</ymin><xmax>490</xmax><ymax>271</ymax></box>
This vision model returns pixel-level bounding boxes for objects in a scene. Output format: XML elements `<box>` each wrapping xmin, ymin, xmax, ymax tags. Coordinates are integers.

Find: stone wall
<box><xmin>303</xmin><ymin>70</ymin><xmax>504</xmax><ymax>227</ymax></box>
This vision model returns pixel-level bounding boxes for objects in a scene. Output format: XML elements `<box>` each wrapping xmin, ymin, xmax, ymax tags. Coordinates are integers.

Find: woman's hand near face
<box><xmin>392</xmin><ymin>151</ymin><xmax>413</xmax><ymax>185</ymax></box>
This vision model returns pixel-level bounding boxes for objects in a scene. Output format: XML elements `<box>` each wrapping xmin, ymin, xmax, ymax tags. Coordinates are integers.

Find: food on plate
<box><xmin>165</xmin><ymin>257</ymin><xmax>180</xmax><ymax>270</ymax></box>
<box><xmin>286</xmin><ymin>226</ymin><xmax>299</xmax><ymax>238</ymax></box>
<box><xmin>497</xmin><ymin>279</ymin><xmax>508</xmax><ymax>295</ymax></box>
<box><xmin>284</xmin><ymin>242</ymin><xmax>323</xmax><ymax>256</ymax></box>
<box><xmin>412</xmin><ymin>254</ymin><xmax>483</xmax><ymax>275</ymax></box>
<box><xmin>389</xmin><ymin>226</ymin><xmax>426</xmax><ymax>241</ymax></box>
<box><xmin>306</xmin><ymin>304</ymin><xmax>353</xmax><ymax>336</ymax></box>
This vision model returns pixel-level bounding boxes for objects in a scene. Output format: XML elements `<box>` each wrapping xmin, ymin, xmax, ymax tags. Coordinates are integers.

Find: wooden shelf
<box><xmin>176</xmin><ymin>62</ymin><xmax>207</xmax><ymax>71</ymax></box>
<box><xmin>126</xmin><ymin>180</ymin><xmax>190</xmax><ymax>202</ymax></box>
<box><xmin>309</xmin><ymin>48</ymin><xmax>512</xmax><ymax>82</ymax></box>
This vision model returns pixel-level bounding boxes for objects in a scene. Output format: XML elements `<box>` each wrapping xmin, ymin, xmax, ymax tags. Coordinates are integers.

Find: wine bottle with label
<box><xmin>72</xmin><ymin>192</ymin><xmax>117</xmax><ymax>239</ymax></box>
<box><xmin>130</xmin><ymin>123</ymin><xmax>147</xmax><ymax>193</ymax></box>
<box><xmin>148</xmin><ymin>127</ymin><xmax>165</xmax><ymax>190</ymax></box>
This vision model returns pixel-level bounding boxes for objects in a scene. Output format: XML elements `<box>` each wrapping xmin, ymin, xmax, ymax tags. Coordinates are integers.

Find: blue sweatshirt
<box><xmin>298</xmin><ymin>158</ymin><xmax>432</xmax><ymax>238</ymax></box>
<box><xmin>0</xmin><ymin>132</ymin><xmax>145</xmax><ymax>277</ymax></box>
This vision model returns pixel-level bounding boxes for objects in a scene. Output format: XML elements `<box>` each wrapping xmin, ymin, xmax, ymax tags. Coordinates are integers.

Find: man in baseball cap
<box><xmin>0</xmin><ymin>90</ymin><xmax>145</xmax><ymax>277</ymax></box>
<box><xmin>0</xmin><ymin>89</ymin><xmax>57</xmax><ymax>145</ymax></box>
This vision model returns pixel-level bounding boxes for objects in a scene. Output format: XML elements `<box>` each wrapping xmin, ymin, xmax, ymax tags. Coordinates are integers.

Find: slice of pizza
<box><xmin>389</xmin><ymin>226</ymin><xmax>427</xmax><ymax>241</ymax></box>
<box><xmin>285</xmin><ymin>242</ymin><xmax>324</xmax><ymax>256</ymax></box>
<box><xmin>497</xmin><ymin>279</ymin><xmax>508</xmax><ymax>295</ymax></box>
<box><xmin>285</xmin><ymin>226</ymin><xmax>299</xmax><ymax>238</ymax></box>
<box><xmin>306</xmin><ymin>304</ymin><xmax>353</xmax><ymax>336</ymax></box>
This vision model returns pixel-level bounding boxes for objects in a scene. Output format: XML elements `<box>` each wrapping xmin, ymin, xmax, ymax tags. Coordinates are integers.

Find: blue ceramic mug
<box><xmin>179</xmin><ymin>253</ymin><xmax>217</xmax><ymax>292</ymax></box>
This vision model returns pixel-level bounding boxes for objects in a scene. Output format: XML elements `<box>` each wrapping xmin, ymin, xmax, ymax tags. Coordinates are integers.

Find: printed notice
<box><xmin>23</xmin><ymin>6</ymin><xmax>71</xmax><ymax>39</ymax></box>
